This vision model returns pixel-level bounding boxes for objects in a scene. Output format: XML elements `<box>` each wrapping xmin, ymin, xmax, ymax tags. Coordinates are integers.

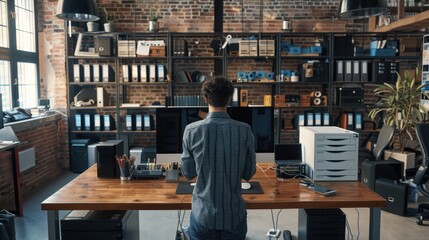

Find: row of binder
<box><xmin>335</xmin><ymin>60</ymin><xmax>368</xmax><ymax>82</ymax></box>
<box><xmin>73</xmin><ymin>64</ymin><xmax>114</xmax><ymax>82</ymax></box>
<box><xmin>75</xmin><ymin>114</ymin><xmax>115</xmax><ymax>131</ymax></box>
<box><xmin>173</xmin><ymin>95</ymin><xmax>207</xmax><ymax>106</ymax></box>
<box><xmin>123</xmin><ymin>64</ymin><xmax>166</xmax><ymax>83</ymax></box>
<box><xmin>125</xmin><ymin>114</ymin><xmax>154</xmax><ymax>131</ymax></box>
<box><xmin>338</xmin><ymin>112</ymin><xmax>363</xmax><ymax>131</ymax></box>
<box><xmin>292</xmin><ymin>112</ymin><xmax>331</xmax><ymax>129</ymax></box>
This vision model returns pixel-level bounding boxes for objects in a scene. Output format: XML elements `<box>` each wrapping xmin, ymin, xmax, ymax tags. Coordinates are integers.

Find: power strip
<box><xmin>266</xmin><ymin>228</ymin><xmax>281</xmax><ymax>238</ymax></box>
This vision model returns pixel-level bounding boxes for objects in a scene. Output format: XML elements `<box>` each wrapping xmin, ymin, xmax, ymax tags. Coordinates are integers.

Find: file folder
<box><xmin>353</xmin><ymin>61</ymin><xmax>360</xmax><ymax>81</ymax></box>
<box><xmin>347</xmin><ymin>112</ymin><xmax>354</xmax><ymax>130</ymax></box>
<box><xmin>149</xmin><ymin>64</ymin><xmax>156</xmax><ymax>82</ymax></box>
<box><xmin>122</xmin><ymin>65</ymin><xmax>130</xmax><ymax>82</ymax></box>
<box><xmin>75</xmin><ymin>114</ymin><xmax>82</xmax><ymax>130</ymax></box>
<box><xmin>73</xmin><ymin>64</ymin><xmax>82</xmax><ymax>82</ymax></box>
<box><xmin>102</xmin><ymin>64</ymin><xmax>112</xmax><ymax>82</ymax></box>
<box><xmin>93</xmin><ymin>64</ymin><xmax>101</xmax><ymax>82</ymax></box>
<box><xmin>345</xmin><ymin>61</ymin><xmax>352</xmax><ymax>81</ymax></box>
<box><xmin>103</xmin><ymin>115</ymin><xmax>111</xmax><ymax>131</ymax></box>
<box><xmin>84</xmin><ymin>114</ymin><xmax>92</xmax><ymax>131</ymax></box>
<box><xmin>144</xmin><ymin>114</ymin><xmax>153</xmax><ymax>130</ymax></box>
<box><xmin>126</xmin><ymin>114</ymin><xmax>134</xmax><ymax>131</ymax></box>
<box><xmin>336</xmin><ymin>61</ymin><xmax>344</xmax><ymax>82</ymax></box>
<box><xmin>306</xmin><ymin>112</ymin><xmax>314</xmax><ymax>126</ymax></box>
<box><xmin>360</xmin><ymin>61</ymin><xmax>368</xmax><ymax>82</ymax></box>
<box><xmin>323</xmin><ymin>113</ymin><xmax>330</xmax><ymax>126</ymax></box>
<box><xmin>158</xmin><ymin>65</ymin><xmax>165</xmax><ymax>82</ymax></box>
<box><xmin>314</xmin><ymin>112</ymin><xmax>322</xmax><ymax>126</ymax></box>
<box><xmin>140</xmin><ymin>65</ymin><xmax>147</xmax><ymax>82</ymax></box>
<box><xmin>83</xmin><ymin>64</ymin><xmax>92</xmax><ymax>82</ymax></box>
<box><xmin>135</xmin><ymin>115</ymin><xmax>142</xmax><ymax>131</ymax></box>
<box><xmin>132</xmin><ymin>65</ymin><xmax>139</xmax><ymax>82</ymax></box>
<box><xmin>94</xmin><ymin>114</ymin><xmax>101</xmax><ymax>131</ymax></box>
<box><xmin>354</xmin><ymin>112</ymin><xmax>362</xmax><ymax>130</ymax></box>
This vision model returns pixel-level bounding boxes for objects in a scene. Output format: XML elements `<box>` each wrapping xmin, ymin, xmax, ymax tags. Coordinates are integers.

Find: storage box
<box><xmin>149</xmin><ymin>46</ymin><xmax>166</xmax><ymax>57</ymax></box>
<box><xmin>259</xmin><ymin>40</ymin><xmax>275</xmax><ymax>56</ymax></box>
<box><xmin>289</xmin><ymin>46</ymin><xmax>302</xmax><ymax>55</ymax></box>
<box><xmin>239</xmin><ymin>40</ymin><xmax>258</xmax><ymax>56</ymax></box>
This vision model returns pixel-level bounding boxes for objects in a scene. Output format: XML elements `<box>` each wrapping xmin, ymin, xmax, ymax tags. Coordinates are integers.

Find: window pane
<box><xmin>15</xmin><ymin>0</ymin><xmax>35</xmax><ymax>52</ymax></box>
<box><xmin>0</xmin><ymin>60</ymin><xmax>12</xmax><ymax>110</ymax></box>
<box><xmin>17</xmin><ymin>62</ymin><xmax>37</xmax><ymax>108</ymax></box>
<box><xmin>0</xmin><ymin>0</ymin><xmax>9</xmax><ymax>48</ymax></box>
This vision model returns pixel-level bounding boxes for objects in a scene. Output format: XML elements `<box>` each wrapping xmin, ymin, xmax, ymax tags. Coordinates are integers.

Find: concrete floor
<box><xmin>14</xmin><ymin>172</ymin><xmax>429</xmax><ymax>240</ymax></box>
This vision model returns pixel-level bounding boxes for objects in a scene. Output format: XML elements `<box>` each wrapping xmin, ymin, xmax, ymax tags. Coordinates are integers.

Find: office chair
<box><xmin>361</xmin><ymin>125</ymin><xmax>395</xmax><ymax>161</ymax></box>
<box><xmin>414</xmin><ymin>124</ymin><xmax>429</xmax><ymax>225</ymax></box>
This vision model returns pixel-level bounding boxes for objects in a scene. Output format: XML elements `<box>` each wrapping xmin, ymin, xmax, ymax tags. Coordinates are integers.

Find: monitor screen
<box><xmin>274</xmin><ymin>143</ymin><xmax>302</xmax><ymax>162</ymax></box>
<box><xmin>156</xmin><ymin>107</ymin><xmax>274</xmax><ymax>154</ymax></box>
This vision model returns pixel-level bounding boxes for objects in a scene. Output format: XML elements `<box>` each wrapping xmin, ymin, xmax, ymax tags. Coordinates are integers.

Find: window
<box><xmin>0</xmin><ymin>0</ymin><xmax>39</xmax><ymax>111</ymax></box>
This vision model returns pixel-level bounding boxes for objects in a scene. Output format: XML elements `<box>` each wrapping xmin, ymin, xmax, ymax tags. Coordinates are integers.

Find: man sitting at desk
<box><xmin>181</xmin><ymin>76</ymin><xmax>256</xmax><ymax>240</ymax></box>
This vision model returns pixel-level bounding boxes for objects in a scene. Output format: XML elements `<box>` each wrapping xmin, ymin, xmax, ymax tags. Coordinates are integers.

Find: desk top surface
<box><xmin>0</xmin><ymin>142</ymin><xmax>20</xmax><ymax>152</ymax></box>
<box><xmin>41</xmin><ymin>164</ymin><xmax>385</xmax><ymax>211</ymax></box>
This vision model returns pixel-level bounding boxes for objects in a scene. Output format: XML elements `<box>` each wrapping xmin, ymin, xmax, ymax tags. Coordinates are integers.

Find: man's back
<box><xmin>181</xmin><ymin>111</ymin><xmax>256</xmax><ymax>230</ymax></box>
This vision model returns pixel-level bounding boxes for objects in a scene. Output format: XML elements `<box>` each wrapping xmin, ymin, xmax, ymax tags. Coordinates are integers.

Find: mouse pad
<box><xmin>176</xmin><ymin>181</ymin><xmax>263</xmax><ymax>194</ymax></box>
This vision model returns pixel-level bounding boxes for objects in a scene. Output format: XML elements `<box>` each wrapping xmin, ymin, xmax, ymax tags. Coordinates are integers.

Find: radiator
<box><xmin>19</xmin><ymin>147</ymin><xmax>36</xmax><ymax>172</ymax></box>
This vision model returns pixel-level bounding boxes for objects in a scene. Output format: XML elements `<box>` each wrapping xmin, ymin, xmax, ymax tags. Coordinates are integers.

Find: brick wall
<box><xmin>0</xmin><ymin>116</ymin><xmax>65</xmax><ymax>207</ymax></box>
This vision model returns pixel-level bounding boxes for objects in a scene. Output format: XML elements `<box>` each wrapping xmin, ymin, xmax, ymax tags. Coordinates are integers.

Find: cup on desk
<box><xmin>165</xmin><ymin>169</ymin><xmax>179</xmax><ymax>183</ymax></box>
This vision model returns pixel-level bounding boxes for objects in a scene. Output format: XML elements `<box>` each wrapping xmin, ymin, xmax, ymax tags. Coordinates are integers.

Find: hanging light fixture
<box><xmin>338</xmin><ymin>0</ymin><xmax>388</xmax><ymax>19</ymax></box>
<box><xmin>56</xmin><ymin>0</ymin><xmax>99</xmax><ymax>22</ymax></box>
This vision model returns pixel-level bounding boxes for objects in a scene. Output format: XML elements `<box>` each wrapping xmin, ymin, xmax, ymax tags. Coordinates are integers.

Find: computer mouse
<box><xmin>241</xmin><ymin>182</ymin><xmax>251</xmax><ymax>190</ymax></box>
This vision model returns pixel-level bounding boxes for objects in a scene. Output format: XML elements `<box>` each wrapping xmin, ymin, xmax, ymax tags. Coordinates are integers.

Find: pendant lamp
<box><xmin>56</xmin><ymin>0</ymin><xmax>99</xmax><ymax>22</ymax></box>
<box><xmin>339</xmin><ymin>0</ymin><xmax>388</xmax><ymax>19</ymax></box>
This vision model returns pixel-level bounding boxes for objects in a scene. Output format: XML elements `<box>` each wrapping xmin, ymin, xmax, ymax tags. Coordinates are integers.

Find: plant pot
<box><xmin>384</xmin><ymin>150</ymin><xmax>416</xmax><ymax>175</ymax></box>
<box><xmin>104</xmin><ymin>23</ymin><xmax>115</xmax><ymax>32</ymax></box>
<box><xmin>149</xmin><ymin>21</ymin><xmax>157</xmax><ymax>32</ymax></box>
<box><xmin>86</xmin><ymin>22</ymin><xmax>99</xmax><ymax>32</ymax></box>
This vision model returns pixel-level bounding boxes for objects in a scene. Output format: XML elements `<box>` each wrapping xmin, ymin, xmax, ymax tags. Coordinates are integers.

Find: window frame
<box><xmin>0</xmin><ymin>0</ymin><xmax>39</xmax><ymax>110</ymax></box>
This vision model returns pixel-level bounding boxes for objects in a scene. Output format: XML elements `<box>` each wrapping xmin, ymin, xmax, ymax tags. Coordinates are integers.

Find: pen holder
<box><xmin>119</xmin><ymin>162</ymin><xmax>133</xmax><ymax>180</ymax></box>
<box><xmin>165</xmin><ymin>169</ymin><xmax>179</xmax><ymax>183</ymax></box>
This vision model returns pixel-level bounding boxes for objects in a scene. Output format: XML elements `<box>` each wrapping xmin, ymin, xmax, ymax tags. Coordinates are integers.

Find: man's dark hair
<box><xmin>201</xmin><ymin>76</ymin><xmax>234</xmax><ymax>107</ymax></box>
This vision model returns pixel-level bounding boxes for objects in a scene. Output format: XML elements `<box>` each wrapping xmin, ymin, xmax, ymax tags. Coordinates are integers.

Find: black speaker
<box><xmin>96</xmin><ymin>140</ymin><xmax>124</xmax><ymax>178</ymax></box>
<box><xmin>375</xmin><ymin>178</ymin><xmax>408</xmax><ymax>216</ymax></box>
<box><xmin>361</xmin><ymin>159</ymin><xmax>404</xmax><ymax>190</ymax></box>
<box><xmin>298</xmin><ymin>209</ymin><xmax>346</xmax><ymax>240</ymax></box>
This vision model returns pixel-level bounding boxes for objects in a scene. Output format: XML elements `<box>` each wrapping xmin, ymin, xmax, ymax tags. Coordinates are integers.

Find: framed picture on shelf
<box><xmin>74</xmin><ymin>33</ymin><xmax>99</xmax><ymax>57</ymax></box>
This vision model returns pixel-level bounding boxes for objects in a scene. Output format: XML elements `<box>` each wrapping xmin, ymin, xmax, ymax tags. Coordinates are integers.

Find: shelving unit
<box><xmin>64</xmin><ymin>31</ymin><xmax>424</xmax><ymax>164</ymax></box>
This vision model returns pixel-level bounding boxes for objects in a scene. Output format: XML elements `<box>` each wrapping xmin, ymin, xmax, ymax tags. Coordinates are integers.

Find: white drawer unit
<box><xmin>299</xmin><ymin>126</ymin><xmax>359</xmax><ymax>181</ymax></box>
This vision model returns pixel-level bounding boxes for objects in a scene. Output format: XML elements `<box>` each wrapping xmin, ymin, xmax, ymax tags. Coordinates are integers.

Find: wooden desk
<box><xmin>0</xmin><ymin>142</ymin><xmax>22</xmax><ymax>216</ymax></box>
<box><xmin>42</xmin><ymin>164</ymin><xmax>385</xmax><ymax>240</ymax></box>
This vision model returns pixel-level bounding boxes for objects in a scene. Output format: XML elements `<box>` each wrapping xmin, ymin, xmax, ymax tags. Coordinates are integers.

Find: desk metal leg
<box><xmin>369</xmin><ymin>207</ymin><xmax>381</xmax><ymax>240</ymax></box>
<box><xmin>47</xmin><ymin>210</ymin><xmax>60</xmax><ymax>240</ymax></box>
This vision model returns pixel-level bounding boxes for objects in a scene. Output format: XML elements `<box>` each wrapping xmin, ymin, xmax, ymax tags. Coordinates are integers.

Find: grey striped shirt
<box><xmin>181</xmin><ymin>111</ymin><xmax>256</xmax><ymax>230</ymax></box>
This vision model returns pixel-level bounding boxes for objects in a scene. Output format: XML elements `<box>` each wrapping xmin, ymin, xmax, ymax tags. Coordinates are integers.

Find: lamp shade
<box><xmin>56</xmin><ymin>0</ymin><xmax>100</xmax><ymax>22</ymax></box>
<box><xmin>339</xmin><ymin>0</ymin><xmax>388</xmax><ymax>19</ymax></box>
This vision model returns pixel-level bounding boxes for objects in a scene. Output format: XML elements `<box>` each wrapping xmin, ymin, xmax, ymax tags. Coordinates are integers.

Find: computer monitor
<box><xmin>156</xmin><ymin>107</ymin><xmax>274</xmax><ymax>163</ymax></box>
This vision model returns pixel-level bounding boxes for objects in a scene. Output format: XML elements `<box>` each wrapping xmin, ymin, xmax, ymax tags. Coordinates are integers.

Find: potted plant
<box><xmin>103</xmin><ymin>7</ymin><xmax>115</xmax><ymax>32</ymax></box>
<box><xmin>369</xmin><ymin>69</ymin><xmax>428</xmax><ymax>166</ymax></box>
<box><xmin>86</xmin><ymin>21</ymin><xmax>99</xmax><ymax>32</ymax></box>
<box><xmin>148</xmin><ymin>8</ymin><xmax>158</xmax><ymax>32</ymax></box>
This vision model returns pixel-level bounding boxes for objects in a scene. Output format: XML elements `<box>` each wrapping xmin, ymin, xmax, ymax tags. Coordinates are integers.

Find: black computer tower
<box><xmin>361</xmin><ymin>159</ymin><xmax>404</xmax><ymax>190</ymax></box>
<box><xmin>375</xmin><ymin>178</ymin><xmax>408</xmax><ymax>216</ymax></box>
<box><xmin>70</xmin><ymin>139</ymin><xmax>95</xmax><ymax>173</ymax></box>
<box><xmin>61</xmin><ymin>210</ymin><xmax>139</xmax><ymax>240</ymax></box>
<box><xmin>298</xmin><ymin>209</ymin><xmax>346</xmax><ymax>240</ymax></box>
<box><xmin>96</xmin><ymin>140</ymin><xmax>124</xmax><ymax>178</ymax></box>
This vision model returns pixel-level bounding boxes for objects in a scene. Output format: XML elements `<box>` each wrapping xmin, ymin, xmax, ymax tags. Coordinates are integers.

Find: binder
<box><xmin>149</xmin><ymin>64</ymin><xmax>156</xmax><ymax>82</ymax></box>
<box><xmin>347</xmin><ymin>112</ymin><xmax>354</xmax><ymax>130</ymax></box>
<box><xmin>84</xmin><ymin>114</ymin><xmax>92</xmax><ymax>131</ymax></box>
<box><xmin>103</xmin><ymin>115</ymin><xmax>111</xmax><ymax>131</ymax></box>
<box><xmin>360</xmin><ymin>61</ymin><xmax>368</xmax><ymax>82</ymax></box>
<box><xmin>240</xmin><ymin>89</ymin><xmax>249</xmax><ymax>107</ymax></box>
<box><xmin>322</xmin><ymin>113</ymin><xmax>330</xmax><ymax>126</ymax></box>
<box><xmin>135</xmin><ymin>115</ymin><xmax>142</xmax><ymax>131</ymax></box>
<box><xmin>83</xmin><ymin>64</ymin><xmax>92</xmax><ymax>82</ymax></box>
<box><xmin>73</xmin><ymin>64</ymin><xmax>82</xmax><ymax>82</ymax></box>
<box><xmin>373</xmin><ymin>61</ymin><xmax>387</xmax><ymax>83</ymax></box>
<box><xmin>75</xmin><ymin>114</ymin><xmax>82</xmax><ymax>130</ymax></box>
<box><xmin>126</xmin><ymin>114</ymin><xmax>134</xmax><ymax>131</ymax></box>
<box><xmin>92</xmin><ymin>64</ymin><xmax>101</xmax><ymax>82</ymax></box>
<box><xmin>314</xmin><ymin>112</ymin><xmax>322</xmax><ymax>126</ymax></box>
<box><xmin>140</xmin><ymin>64</ymin><xmax>147</xmax><ymax>82</ymax></box>
<box><xmin>345</xmin><ymin>61</ymin><xmax>352</xmax><ymax>81</ymax></box>
<box><xmin>94</xmin><ymin>114</ymin><xmax>101</xmax><ymax>131</ymax></box>
<box><xmin>144</xmin><ymin>114</ymin><xmax>153</xmax><ymax>130</ymax></box>
<box><xmin>298</xmin><ymin>114</ymin><xmax>305</xmax><ymax>127</ymax></box>
<box><xmin>354</xmin><ymin>112</ymin><xmax>363</xmax><ymax>130</ymax></box>
<box><xmin>102</xmin><ymin>64</ymin><xmax>112</xmax><ymax>82</ymax></box>
<box><xmin>390</xmin><ymin>62</ymin><xmax>399</xmax><ymax>82</ymax></box>
<box><xmin>122</xmin><ymin>65</ymin><xmax>130</xmax><ymax>82</ymax></box>
<box><xmin>132</xmin><ymin>65</ymin><xmax>139</xmax><ymax>82</ymax></box>
<box><xmin>336</xmin><ymin>61</ymin><xmax>344</xmax><ymax>81</ymax></box>
<box><xmin>353</xmin><ymin>61</ymin><xmax>360</xmax><ymax>81</ymax></box>
<box><xmin>158</xmin><ymin>65</ymin><xmax>165</xmax><ymax>82</ymax></box>
<box><xmin>96</xmin><ymin>87</ymin><xmax>108</xmax><ymax>107</ymax></box>
<box><xmin>339</xmin><ymin>113</ymin><xmax>347</xmax><ymax>129</ymax></box>
<box><xmin>231</xmin><ymin>87</ymin><xmax>240</xmax><ymax>107</ymax></box>
<box><xmin>306</xmin><ymin>112</ymin><xmax>314</xmax><ymax>126</ymax></box>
